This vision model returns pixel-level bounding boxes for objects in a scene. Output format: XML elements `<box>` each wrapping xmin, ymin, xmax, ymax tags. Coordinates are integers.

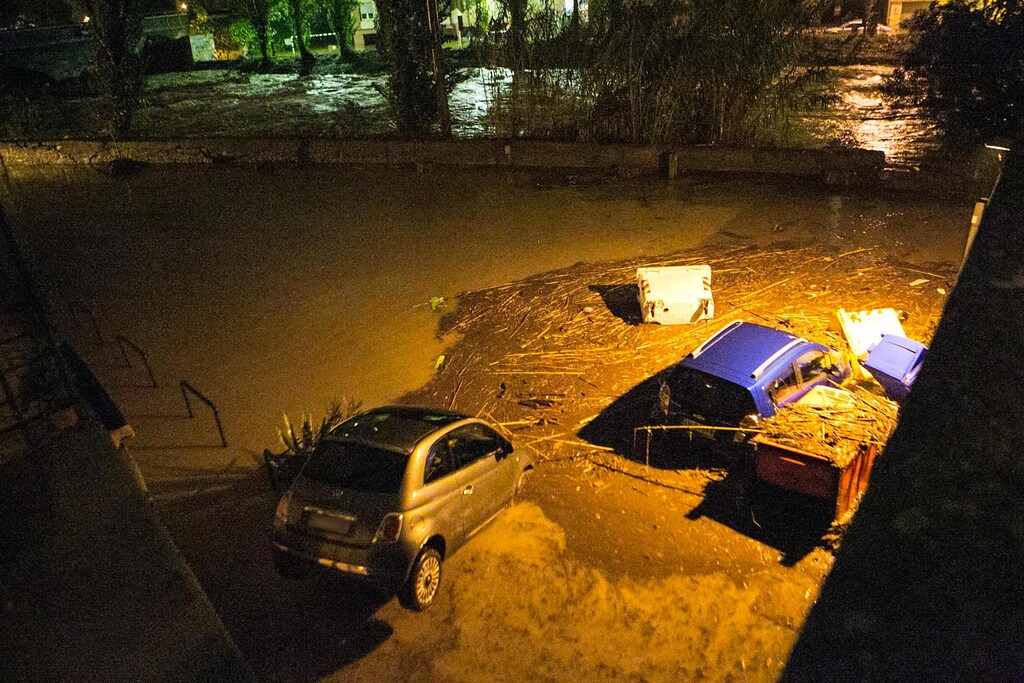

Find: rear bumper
<box><xmin>274</xmin><ymin>542</ymin><xmax>375</xmax><ymax>576</ymax></box>
<box><xmin>272</xmin><ymin>527</ymin><xmax>415</xmax><ymax>588</ymax></box>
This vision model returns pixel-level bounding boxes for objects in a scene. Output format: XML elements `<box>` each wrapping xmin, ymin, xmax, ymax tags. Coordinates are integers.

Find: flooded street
<box><xmin>1</xmin><ymin>162</ymin><xmax>974</xmax><ymax>681</ymax></box>
<box><xmin>5</xmin><ymin>164</ymin><xmax>969</xmax><ymax>457</ymax></box>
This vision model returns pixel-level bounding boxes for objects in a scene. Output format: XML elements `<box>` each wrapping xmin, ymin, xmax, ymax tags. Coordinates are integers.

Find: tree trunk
<box><xmin>864</xmin><ymin>0</ymin><xmax>878</xmax><ymax>36</ymax></box>
<box><xmin>288</xmin><ymin>0</ymin><xmax>316</xmax><ymax>70</ymax></box>
<box><xmin>425</xmin><ymin>0</ymin><xmax>452</xmax><ymax>137</ymax></box>
<box><xmin>508</xmin><ymin>0</ymin><xmax>526</xmax><ymax>68</ymax></box>
<box><xmin>77</xmin><ymin>0</ymin><xmax>145</xmax><ymax>137</ymax></box>
<box><xmin>250</xmin><ymin>0</ymin><xmax>271</xmax><ymax>66</ymax></box>
<box><xmin>376</xmin><ymin>0</ymin><xmax>440</xmax><ymax>133</ymax></box>
<box><xmin>329</xmin><ymin>0</ymin><xmax>356</xmax><ymax>58</ymax></box>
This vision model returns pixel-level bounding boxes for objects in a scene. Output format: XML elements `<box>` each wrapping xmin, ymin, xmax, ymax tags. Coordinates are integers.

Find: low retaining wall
<box><xmin>0</xmin><ymin>139</ymin><xmax>887</xmax><ymax>187</ymax></box>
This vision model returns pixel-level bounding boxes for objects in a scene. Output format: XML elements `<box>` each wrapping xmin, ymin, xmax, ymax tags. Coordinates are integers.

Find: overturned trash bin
<box><xmin>835</xmin><ymin>307</ymin><xmax>906</xmax><ymax>358</ymax></box>
<box><xmin>637</xmin><ymin>265</ymin><xmax>713</xmax><ymax>325</ymax></box>
<box><xmin>863</xmin><ymin>334</ymin><xmax>928</xmax><ymax>403</ymax></box>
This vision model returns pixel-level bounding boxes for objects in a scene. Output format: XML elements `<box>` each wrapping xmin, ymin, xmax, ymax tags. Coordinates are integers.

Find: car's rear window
<box><xmin>301</xmin><ymin>440</ymin><xmax>409</xmax><ymax>494</ymax></box>
<box><xmin>669</xmin><ymin>366</ymin><xmax>758</xmax><ymax>424</ymax></box>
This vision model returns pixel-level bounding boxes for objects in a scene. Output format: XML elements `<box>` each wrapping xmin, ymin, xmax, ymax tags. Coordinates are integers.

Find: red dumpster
<box><xmin>751</xmin><ymin>385</ymin><xmax>896</xmax><ymax>523</ymax></box>
<box><xmin>752</xmin><ymin>434</ymin><xmax>879</xmax><ymax>523</ymax></box>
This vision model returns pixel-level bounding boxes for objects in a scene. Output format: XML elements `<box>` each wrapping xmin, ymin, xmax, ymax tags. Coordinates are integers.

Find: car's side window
<box><xmin>796</xmin><ymin>350</ymin><xmax>830</xmax><ymax>387</ymax></box>
<box><xmin>424</xmin><ymin>440</ymin><xmax>456</xmax><ymax>484</ymax></box>
<box><xmin>449</xmin><ymin>425</ymin><xmax>504</xmax><ymax>470</ymax></box>
<box><xmin>767</xmin><ymin>365</ymin><xmax>801</xmax><ymax>405</ymax></box>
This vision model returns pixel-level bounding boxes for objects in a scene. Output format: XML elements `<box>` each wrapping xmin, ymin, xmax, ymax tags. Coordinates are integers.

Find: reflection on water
<box><xmin>794</xmin><ymin>65</ymin><xmax>938</xmax><ymax>167</ymax></box>
<box><xmin>139</xmin><ymin>65</ymin><xmax>936</xmax><ymax>166</ymax></box>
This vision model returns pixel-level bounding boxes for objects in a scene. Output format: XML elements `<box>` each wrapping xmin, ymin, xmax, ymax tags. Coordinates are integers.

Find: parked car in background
<box><xmin>272</xmin><ymin>405</ymin><xmax>531</xmax><ymax>610</ymax></box>
<box><xmin>658</xmin><ymin>321</ymin><xmax>851</xmax><ymax>440</ymax></box>
<box><xmin>825</xmin><ymin>20</ymin><xmax>894</xmax><ymax>34</ymax></box>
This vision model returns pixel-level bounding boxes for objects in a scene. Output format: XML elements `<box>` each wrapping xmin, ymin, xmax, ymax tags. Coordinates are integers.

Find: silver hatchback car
<box><xmin>272</xmin><ymin>405</ymin><xmax>531</xmax><ymax>610</ymax></box>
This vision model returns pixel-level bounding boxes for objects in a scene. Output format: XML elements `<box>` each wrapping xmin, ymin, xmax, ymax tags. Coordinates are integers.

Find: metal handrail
<box><xmin>180</xmin><ymin>380</ymin><xmax>227</xmax><ymax>448</ymax></box>
<box><xmin>115</xmin><ymin>335</ymin><xmax>158</xmax><ymax>388</ymax></box>
<box><xmin>67</xmin><ymin>300</ymin><xmax>103</xmax><ymax>346</ymax></box>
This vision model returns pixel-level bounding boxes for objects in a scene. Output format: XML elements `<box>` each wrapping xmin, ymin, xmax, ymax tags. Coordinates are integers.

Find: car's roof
<box><xmin>839</xmin><ymin>19</ymin><xmax>890</xmax><ymax>28</ymax></box>
<box><xmin>327</xmin><ymin>405</ymin><xmax>468</xmax><ymax>454</ymax></box>
<box><xmin>680</xmin><ymin>321</ymin><xmax>810</xmax><ymax>387</ymax></box>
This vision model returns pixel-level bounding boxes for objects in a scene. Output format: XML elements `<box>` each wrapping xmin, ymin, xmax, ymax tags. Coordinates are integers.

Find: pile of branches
<box><xmin>757</xmin><ymin>386</ymin><xmax>900</xmax><ymax>468</ymax></box>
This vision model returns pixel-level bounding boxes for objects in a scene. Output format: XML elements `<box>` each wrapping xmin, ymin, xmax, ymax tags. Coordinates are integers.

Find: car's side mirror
<box><xmin>499</xmin><ymin>438</ymin><xmax>514</xmax><ymax>458</ymax></box>
<box><xmin>736</xmin><ymin>414</ymin><xmax>761</xmax><ymax>443</ymax></box>
<box><xmin>831</xmin><ymin>356</ymin><xmax>852</xmax><ymax>380</ymax></box>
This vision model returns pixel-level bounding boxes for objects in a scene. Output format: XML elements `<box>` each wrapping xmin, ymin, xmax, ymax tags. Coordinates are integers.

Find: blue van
<box><xmin>661</xmin><ymin>321</ymin><xmax>851</xmax><ymax>434</ymax></box>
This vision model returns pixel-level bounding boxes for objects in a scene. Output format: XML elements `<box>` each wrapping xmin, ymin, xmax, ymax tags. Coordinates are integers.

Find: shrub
<box><xmin>265</xmin><ymin>399</ymin><xmax>362</xmax><ymax>490</ymax></box>
<box><xmin>887</xmin><ymin>0</ymin><xmax>1024</xmax><ymax>147</ymax></box>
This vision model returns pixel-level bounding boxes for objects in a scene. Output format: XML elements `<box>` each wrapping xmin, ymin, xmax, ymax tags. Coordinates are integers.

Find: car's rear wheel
<box><xmin>274</xmin><ymin>550</ymin><xmax>312</xmax><ymax>580</ymax></box>
<box><xmin>401</xmin><ymin>547</ymin><xmax>442</xmax><ymax>611</ymax></box>
<box><xmin>515</xmin><ymin>468</ymin><xmax>531</xmax><ymax>502</ymax></box>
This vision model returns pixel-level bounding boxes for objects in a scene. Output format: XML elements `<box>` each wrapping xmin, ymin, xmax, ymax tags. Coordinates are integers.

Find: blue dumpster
<box><xmin>863</xmin><ymin>334</ymin><xmax>928</xmax><ymax>403</ymax></box>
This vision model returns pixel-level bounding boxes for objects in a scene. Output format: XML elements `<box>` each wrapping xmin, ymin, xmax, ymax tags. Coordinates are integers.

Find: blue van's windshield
<box><xmin>669</xmin><ymin>366</ymin><xmax>757</xmax><ymax>424</ymax></box>
<box><xmin>301</xmin><ymin>440</ymin><xmax>408</xmax><ymax>493</ymax></box>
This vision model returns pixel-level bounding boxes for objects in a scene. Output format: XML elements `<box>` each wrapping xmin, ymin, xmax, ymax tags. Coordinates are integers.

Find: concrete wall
<box><xmin>0</xmin><ymin>139</ymin><xmax>888</xmax><ymax>187</ymax></box>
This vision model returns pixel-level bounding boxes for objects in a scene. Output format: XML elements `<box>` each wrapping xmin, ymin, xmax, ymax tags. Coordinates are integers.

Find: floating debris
<box><xmin>408</xmin><ymin>245</ymin><xmax>948</xmax><ymax>475</ymax></box>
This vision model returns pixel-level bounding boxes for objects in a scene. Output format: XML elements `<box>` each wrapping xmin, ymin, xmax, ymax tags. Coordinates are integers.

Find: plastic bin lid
<box><xmin>864</xmin><ymin>334</ymin><xmax>927</xmax><ymax>382</ymax></box>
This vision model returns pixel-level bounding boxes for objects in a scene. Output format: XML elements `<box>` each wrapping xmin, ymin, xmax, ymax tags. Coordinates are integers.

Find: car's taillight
<box><xmin>275</xmin><ymin>491</ymin><xmax>292</xmax><ymax>524</ymax></box>
<box><xmin>373</xmin><ymin>513</ymin><xmax>403</xmax><ymax>544</ymax></box>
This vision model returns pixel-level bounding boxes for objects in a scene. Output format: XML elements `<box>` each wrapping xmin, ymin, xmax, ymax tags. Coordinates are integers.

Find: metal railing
<box><xmin>115</xmin><ymin>335</ymin><xmax>158</xmax><ymax>388</ymax></box>
<box><xmin>180</xmin><ymin>380</ymin><xmax>227</xmax><ymax>448</ymax></box>
<box><xmin>67</xmin><ymin>300</ymin><xmax>103</xmax><ymax>346</ymax></box>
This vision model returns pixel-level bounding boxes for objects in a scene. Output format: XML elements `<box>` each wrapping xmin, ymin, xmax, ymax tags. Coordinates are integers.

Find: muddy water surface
<box><xmin>4</xmin><ymin>164</ymin><xmax>970</xmax><ymax>456</ymax></box>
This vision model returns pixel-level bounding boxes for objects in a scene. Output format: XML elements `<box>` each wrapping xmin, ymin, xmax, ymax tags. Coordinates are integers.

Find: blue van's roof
<box><xmin>681</xmin><ymin>321</ymin><xmax>804</xmax><ymax>388</ymax></box>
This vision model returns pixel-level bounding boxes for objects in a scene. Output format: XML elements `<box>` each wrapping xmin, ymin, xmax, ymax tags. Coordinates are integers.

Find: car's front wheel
<box><xmin>401</xmin><ymin>547</ymin><xmax>442</xmax><ymax>611</ymax></box>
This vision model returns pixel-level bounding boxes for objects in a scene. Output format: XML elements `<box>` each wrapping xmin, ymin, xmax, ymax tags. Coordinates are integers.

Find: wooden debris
<box><xmin>417</xmin><ymin>245</ymin><xmax>947</xmax><ymax>471</ymax></box>
<box><xmin>758</xmin><ymin>386</ymin><xmax>899</xmax><ymax>468</ymax></box>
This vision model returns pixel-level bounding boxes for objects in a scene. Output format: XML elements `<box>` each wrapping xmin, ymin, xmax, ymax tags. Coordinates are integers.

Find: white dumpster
<box><xmin>637</xmin><ymin>265</ymin><xmax>714</xmax><ymax>325</ymax></box>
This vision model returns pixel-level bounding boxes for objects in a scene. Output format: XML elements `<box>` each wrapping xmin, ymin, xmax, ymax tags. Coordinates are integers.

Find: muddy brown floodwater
<box><xmin>4</xmin><ymin>165</ymin><xmax>967</xmax><ymax>456</ymax></box>
<box><xmin>2</xmin><ymin>164</ymin><xmax>974</xmax><ymax>681</ymax></box>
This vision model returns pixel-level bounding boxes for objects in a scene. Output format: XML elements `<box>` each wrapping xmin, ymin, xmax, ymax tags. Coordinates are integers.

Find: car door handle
<box><xmin>463</xmin><ymin>485</ymin><xmax>474</xmax><ymax>495</ymax></box>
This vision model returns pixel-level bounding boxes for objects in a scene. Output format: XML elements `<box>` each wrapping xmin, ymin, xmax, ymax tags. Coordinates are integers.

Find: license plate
<box><xmin>306</xmin><ymin>511</ymin><xmax>352</xmax><ymax>536</ymax></box>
